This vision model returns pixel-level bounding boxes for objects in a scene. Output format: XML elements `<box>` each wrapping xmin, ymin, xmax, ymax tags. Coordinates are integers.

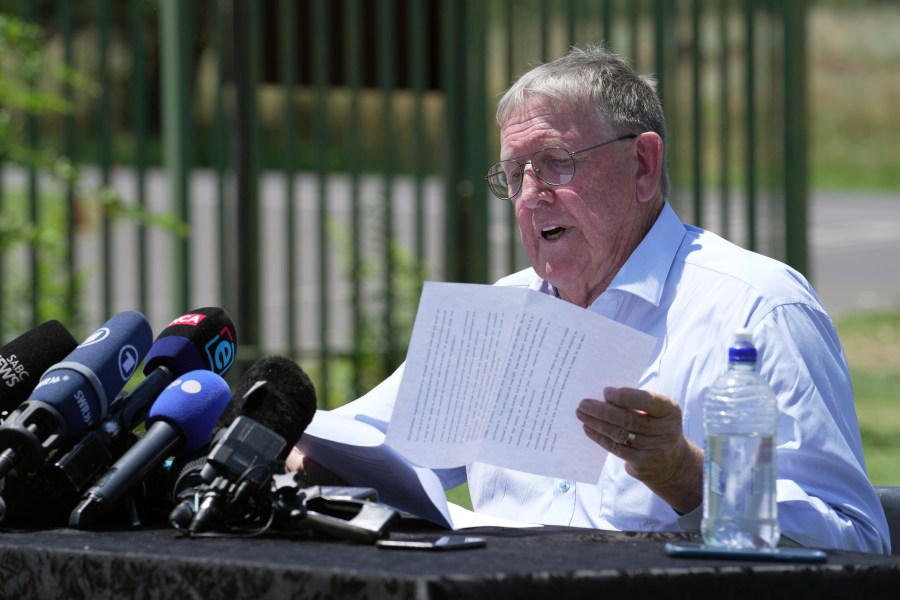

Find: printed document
<box><xmin>385</xmin><ymin>282</ymin><xmax>655</xmax><ymax>483</ymax></box>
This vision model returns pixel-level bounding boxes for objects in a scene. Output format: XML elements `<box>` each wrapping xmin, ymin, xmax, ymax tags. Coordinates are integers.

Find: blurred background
<box><xmin>1</xmin><ymin>1</ymin><xmax>897</xmax><ymax>482</ymax></box>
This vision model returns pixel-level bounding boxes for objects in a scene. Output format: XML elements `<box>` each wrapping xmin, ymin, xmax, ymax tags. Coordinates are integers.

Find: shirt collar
<box><xmin>596</xmin><ymin>201</ymin><xmax>685</xmax><ymax>308</ymax></box>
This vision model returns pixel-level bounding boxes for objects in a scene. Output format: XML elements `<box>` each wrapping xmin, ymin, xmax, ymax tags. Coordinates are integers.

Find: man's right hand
<box><xmin>285</xmin><ymin>447</ymin><xmax>348</xmax><ymax>485</ymax></box>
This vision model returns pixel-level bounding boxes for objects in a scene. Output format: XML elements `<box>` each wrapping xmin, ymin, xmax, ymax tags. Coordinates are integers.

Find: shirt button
<box><xmin>558</xmin><ymin>480</ymin><xmax>572</xmax><ymax>493</ymax></box>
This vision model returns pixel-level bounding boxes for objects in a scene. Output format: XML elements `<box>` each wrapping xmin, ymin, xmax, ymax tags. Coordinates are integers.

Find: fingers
<box><xmin>285</xmin><ymin>448</ymin><xmax>348</xmax><ymax>485</ymax></box>
<box><xmin>576</xmin><ymin>387</ymin><xmax>685</xmax><ymax>457</ymax></box>
<box><xmin>603</xmin><ymin>386</ymin><xmax>678</xmax><ymax>419</ymax></box>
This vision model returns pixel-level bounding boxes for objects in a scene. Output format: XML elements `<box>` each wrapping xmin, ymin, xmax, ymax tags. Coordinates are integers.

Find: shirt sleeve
<box><xmin>330</xmin><ymin>362</ymin><xmax>467</xmax><ymax>490</ymax></box>
<box><xmin>750</xmin><ymin>302</ymin><xmax>890</xmax><ymax>554</ymax></box>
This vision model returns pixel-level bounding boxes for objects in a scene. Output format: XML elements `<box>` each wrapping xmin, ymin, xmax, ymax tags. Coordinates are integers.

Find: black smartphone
<box><xmin>375</xmin><ymin>536</ymin><xmax>487</xmax><ymax>551</ymax></box>
<box><xmin>665</xmin><ymin>542</ymin><xmax>827</xmax><ymax>563</ymax></box>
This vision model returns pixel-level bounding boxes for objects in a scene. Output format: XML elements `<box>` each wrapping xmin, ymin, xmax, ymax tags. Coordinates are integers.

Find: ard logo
<box><xmin>119</xmin><ymin>345</ymin><xmax>141</xmax><ymax>380</ymax></box>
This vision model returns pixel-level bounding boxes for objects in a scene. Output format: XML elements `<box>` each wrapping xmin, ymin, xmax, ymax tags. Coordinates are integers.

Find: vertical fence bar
<box><xmin>24</xmin><ymin>0</ymin><xmax>39</xmax><ymax>327</ymax></box>
<box><xmin>691</xmin><ymin>0</ymin><xmax>703</xmax><ymax>226</ymax></box>
<box><xmin>131</xmin><ymin>0</ymin><xmax>148</xmax><ymax>316</ymax></box>
<box><xmin>718</xmin><ymin>0</ymin><xmax>731</xmax><ymax>238</ymax></box>
<box><xmin>411</xmin><ymin>0</ymin><xmax>426</xmax><ymax>269</ymax></box>
<box><xmin>744</xmin><ymin>0</ymin><xmax>757</xmax><ymax>251</ymax></box>
<box><xmin>345</xmin><ymin>0</ymin><xmax>364</xmax><ymax>398</ymax></box>
<box><xmin>160</xmin><ymin>0</ymin><xmax>191</xmax><ymax>316</ymax></box>
<box><xmin>95</xmin><ymin>0</ymin><xmax>113</xmax><ymax>317</ymax></box>
<box><xmin>565</xmin><ymin>0</ymin><xmax>576</xmax><ymax>48</ymax></box>
<box><xmin>654</xmin><ymin>0</ymin><xmax>667</xmax><ymax>110</ymax></box>
<box><xmin>61</xmin><ymin>0</ymin><xmax>77</xmax><ymax>327</ymax></box>
<box><xmin>539</xmin><ymin>0</ymin><xmax>549</xmax><ymax>61</ymax></box>
<box><xmin>314</xmin><ymin>0</ymin><xmax>332</xmax><ymax>399</ymax></box>
<box><xmin>765</xmin><ymin>0</ymin><xmax>784</xmax><ymax>258</ymax></box>
<box><xmin>783</xmin><ymin>0</ymin><xmax>808</xmax><ymax>275</ymax></box>
<box><xmin>214</xmin><ymin>0</ymin><xmax>231</xmax><ymax>314</ymax></box>
<box><xmin>603</xmin><ymin>0</ymin><xmax>613</xmax><ymax>46</ymax></box>
<box><xmin>443</xmin><ymin>0</ymin><xmax>464</xmax><ymax>283</ymax></box>
<box><xmin>279</xmin><ymin>0</ymin><xmax>298</xmax><ymax>358</ymax></box>
<box><xmin>378</xmin><ymin>0</ymin><xmax>397</xmax><ymax>373</ymax></box>
<box><xmin>229</xmin><ymin>0</ymin><xmax>261</xmax><ymax>365</ymax></box>
<box><xmin>469</xmin><ymin>0</ymin><xmax>489</xmax><ymax>284</ymax></box>
<box><xmin>504</xmin><ymin>0</ymin><xmax>517</xmax><ymax>273</ymax></box>
<box><xmin>630</xmin><ymin>0</ymin><xmax>640</xmax><ymax>64</ymax></box>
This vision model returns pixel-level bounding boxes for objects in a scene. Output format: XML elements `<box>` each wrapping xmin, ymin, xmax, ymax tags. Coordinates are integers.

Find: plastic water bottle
<box><xmin>702</xmin><ymin>328</ymin><xmax>780</xmax><ymax>549</ymax></box>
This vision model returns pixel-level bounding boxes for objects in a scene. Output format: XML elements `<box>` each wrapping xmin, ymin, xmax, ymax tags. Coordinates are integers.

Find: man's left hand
<box><xmin>576</xmin><ymin>387</ymin><xmax>703</xmax><ymax>515</ymax></box>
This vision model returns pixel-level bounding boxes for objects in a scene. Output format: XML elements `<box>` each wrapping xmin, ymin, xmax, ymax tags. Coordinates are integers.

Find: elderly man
<box><xmin>290</xmin><ymin>44</ymin><xmax>889</xmax><ymax>554</ymax></box>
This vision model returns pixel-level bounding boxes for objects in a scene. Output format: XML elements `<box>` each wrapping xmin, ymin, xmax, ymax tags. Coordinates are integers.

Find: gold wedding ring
<box><xmin>624</xmin><ymin>431</ymin><xmax>636</xmax><ymax>447</ymax></box>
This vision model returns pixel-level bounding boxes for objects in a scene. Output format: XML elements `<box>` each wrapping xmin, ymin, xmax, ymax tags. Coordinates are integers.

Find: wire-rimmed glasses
<box><xmin>484</xmin><ymin>134</ymin><xmax>637</xmax><ymax>200</ymax></box>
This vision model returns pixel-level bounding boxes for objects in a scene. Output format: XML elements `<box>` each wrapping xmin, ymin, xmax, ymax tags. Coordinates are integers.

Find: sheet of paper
<box><xmin>295</xmin><ymin>410</ymin><xmax>539</xmax><ymax>529</ymax></box>
<box><xmin>385</xmin><ymin>282</ymin><xmax>656</xmax><ymax>483</ymax></box>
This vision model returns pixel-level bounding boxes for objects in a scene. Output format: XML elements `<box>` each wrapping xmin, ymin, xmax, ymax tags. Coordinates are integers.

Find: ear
<box><xmin>634</xmin><ymin>132</ymin><xmax>664</xmax><ymax>204</ymax></box>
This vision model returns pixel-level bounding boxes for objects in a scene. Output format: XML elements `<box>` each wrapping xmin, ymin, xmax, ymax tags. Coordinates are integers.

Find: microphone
<box><xmin>0</xmin><ymin>311</ymin><xmax>152</xmax><ymax>480</ymax></box>
<box><xmin>170</xmin><ymin>355</ymin><xmax>317</xmax><ymax>500</ymax></box>
<box><xmin>167</xmin><ymin>356</ymin><xmax>318</xmax><ymax>532</ymax></box>
<box><xmin>51</xmin><ymin>307</ymin><xmax>237</xmax><ymax>493</ymax></box>
<box><xmin>0</xmin><ymin>320</ymin><xmax>79</xmax><ymax>418</ymax></box>
<box><xmin>69</xmin><ymin>369</ymin><xmax>231</xmax><ymax>529</ymax></box>
<box><xmin>214</xmin><ymin>355</ymin><xmax>316</xmax><ymax>448</ymax></box>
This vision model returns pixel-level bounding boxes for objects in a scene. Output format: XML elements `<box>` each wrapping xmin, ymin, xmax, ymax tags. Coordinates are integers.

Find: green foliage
<box><xmin>835</xmin><ymin>311</ymin><xmax>900</xmax><ymax>485</ymax></box>
<box><xmin>0</xmin><ymin>14</ymin><xmax>187</xmax><ymax>339</ymax></box>
<box><xmin>320</xmin><ymin>204</ymin><xmax>426</xmax><ymax>408</ymax></box>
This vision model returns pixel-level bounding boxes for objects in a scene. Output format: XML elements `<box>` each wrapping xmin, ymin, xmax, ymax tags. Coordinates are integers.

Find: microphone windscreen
<box><xmin>20</xmin><ymin>311</ymin><xmax>152</xmax><ymax>442</ymax></box>
<box><xmin>147</xmin><ymin>370</ymin><xmax>232</xmax><ymax>453</ymax></box>
<box><xmin>215</xmin><ymin>356</ymin><xmax>317</xmax><ymax>455</ymax></box>
<box><xmin>143</xmin><ymin>308</ymin><xmax>237</xmax><ymax>377</ymax></box>
<box><xmin>0</xmin><ymin>320</ymin><xmax>79</xmax><ymax>415</ymax></box>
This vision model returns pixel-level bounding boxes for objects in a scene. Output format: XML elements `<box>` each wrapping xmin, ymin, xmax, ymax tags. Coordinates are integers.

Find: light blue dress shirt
<box><xmin>335</xmin><ymin>202</ymin><xmax>890</xmax><ymax>554</ymax></box>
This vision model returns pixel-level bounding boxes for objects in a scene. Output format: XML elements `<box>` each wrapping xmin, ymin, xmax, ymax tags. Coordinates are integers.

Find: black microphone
<box><xmin>69</xmin><ymin>369</ymin><xmax>231</xmax><ymax>529</ymax></box>
<box><xmin>52</xmin><ymin>307</ymin><xmax>237</xmax><ymax>493</ymax></box>
<box><xmin>0</xmin><ymin>311</ymin><xmax>152</xmax><ymax>480</ymax></box>
<box><xmin>167</xmin><ymin>356</ymin><xmax>318</xmax><ymax>532</ymax></box>
<box><xmin>169</xmin><ymin>355</ymin><xmax>317</xmax><ymax>501</ymax></box>
<box><xmin>0</xmin><ymin>320</ymin><xmax>79</xmax><ymax>419</ymax></box>
<box><xmin>214</xmin><ymin>355</ymin><xmax>316</xmax><ymax>448</ymax></box>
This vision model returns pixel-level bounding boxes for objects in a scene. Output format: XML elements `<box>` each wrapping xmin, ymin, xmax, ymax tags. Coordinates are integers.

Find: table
<box><xmin>2</xmin><ymin>520</ymin><xmax>900</xmax><ymax>599</ymax></box>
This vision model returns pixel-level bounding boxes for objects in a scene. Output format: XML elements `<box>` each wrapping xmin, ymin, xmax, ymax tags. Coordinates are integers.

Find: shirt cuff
<box><xmin>677</xmin><ymin>505</ymin><xmax>702</xmax><ymax>532</ymax></box>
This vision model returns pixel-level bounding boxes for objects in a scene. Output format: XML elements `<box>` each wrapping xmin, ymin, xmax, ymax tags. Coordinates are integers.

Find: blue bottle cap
<box><xmin>728</xmin><ymin>328</ymin><xmax>757</xmax><ymax>363</ymax></box>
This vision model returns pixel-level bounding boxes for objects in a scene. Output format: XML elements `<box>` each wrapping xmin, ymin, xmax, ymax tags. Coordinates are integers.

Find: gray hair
<box><xmin>497</xmin><ymin>44</ymin><xmax>670</xmax><ymax>198</ymax></box>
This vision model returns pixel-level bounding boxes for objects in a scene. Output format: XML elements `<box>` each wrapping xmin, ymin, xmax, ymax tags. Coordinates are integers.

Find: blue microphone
<box><xmin>69</xmin><ymin>370</ymin><xmax>231</xmax><ymax>528</ymax></box>
<box><xmin>0</xmin><ymin>311</ymin><xmax>152</xmax><ymax>479</ymax></box>
<box><xmin>51</xmin><ymin>307</ymin><xmax>237</xmax><ymax>493</ymax></box>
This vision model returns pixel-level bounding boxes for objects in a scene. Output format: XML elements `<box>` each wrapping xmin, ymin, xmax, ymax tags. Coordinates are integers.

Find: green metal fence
<box><xmin>0</xmin><ymin>0</ymin><xmax>806</xmax><ymax>406</ymax></box>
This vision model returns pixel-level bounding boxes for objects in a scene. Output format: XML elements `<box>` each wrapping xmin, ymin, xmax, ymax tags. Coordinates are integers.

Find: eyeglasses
<box><xmin>484</xmin><ymin>134</ymin><xmax>637</xmax><ymax>200</ymax></box>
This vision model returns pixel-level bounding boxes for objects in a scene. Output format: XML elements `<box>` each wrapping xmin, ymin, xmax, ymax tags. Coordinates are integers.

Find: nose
<box><xmin>518</xmin><ymin>164</ymin><xmax>553</xmax><ymax>209</ymax></box>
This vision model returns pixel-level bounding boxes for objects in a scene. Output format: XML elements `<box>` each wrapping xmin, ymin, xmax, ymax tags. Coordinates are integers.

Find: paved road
<box><xmin>808</xmin><ymin>192</ymin><xmax>900</xmax><ymax>318</ymax></box>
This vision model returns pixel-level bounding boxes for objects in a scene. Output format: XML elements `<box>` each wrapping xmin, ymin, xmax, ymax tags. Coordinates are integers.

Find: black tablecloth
<box><xmin>2</xmin><ymin>520</ymin><xmax>899</xmax><ymax>599</ymax></box>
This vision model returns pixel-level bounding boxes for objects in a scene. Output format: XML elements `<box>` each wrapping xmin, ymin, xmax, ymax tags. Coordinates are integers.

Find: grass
<box><xmin>836</xmin><ymin>310</ymin><xmax>900</xmax><ymax>485</ymax></box>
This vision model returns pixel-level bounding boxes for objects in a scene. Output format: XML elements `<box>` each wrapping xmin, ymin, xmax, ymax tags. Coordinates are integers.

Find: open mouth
<box><xmin>541</xmin><ymin>226</ymin><xmax>566</xmax><ymax>241</ymax></box>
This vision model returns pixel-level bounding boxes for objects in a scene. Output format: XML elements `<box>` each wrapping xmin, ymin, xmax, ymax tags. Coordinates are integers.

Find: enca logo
<box><xmin>205</xmin><ymin>326</ymin><xmax>235</xmax><ymax>374</ymax></box>
<box><xmin>169</xmin><ymin>313</ymin><xmax>207</xmax><ymax>327</ymax></box>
